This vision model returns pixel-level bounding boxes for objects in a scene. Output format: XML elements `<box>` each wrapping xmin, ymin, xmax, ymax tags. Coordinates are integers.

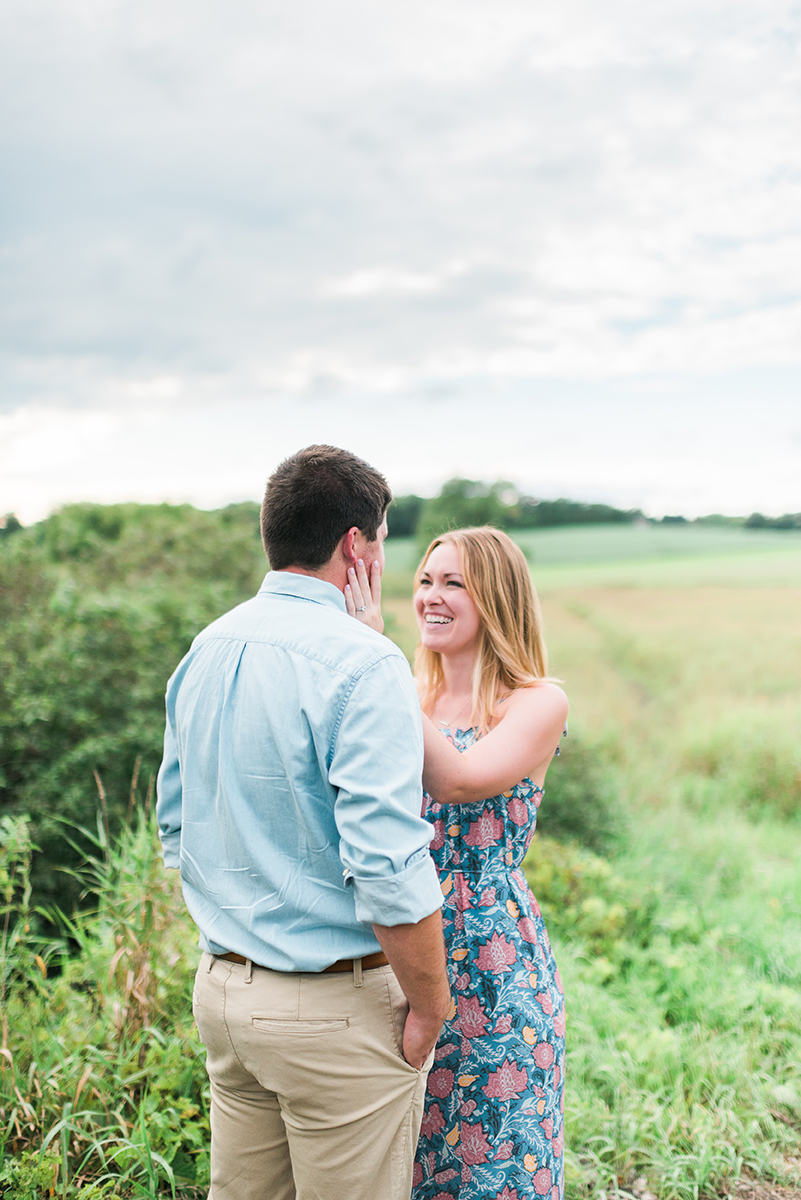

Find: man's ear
<box><xmin>341</xmin><ymin>526</ymin><xmax>360</xmax><ymax>565</ymax></box>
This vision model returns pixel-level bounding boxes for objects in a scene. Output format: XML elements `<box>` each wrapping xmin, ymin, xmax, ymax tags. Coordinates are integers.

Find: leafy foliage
<box><xmin>536</xmin><ymin>737</ymin><xmax>626</xmax><ymax>856</ymax></box>
<box><xmin>514</xmin><ymin>498</ymin><xmax>642</xmax><ymax>529</ymax></box>
<box><xmin>0</xmin><ymin>514</ymin><xmax>22</xmax><ymax>539</ymax></box>
<box><xmin>416</xmin><ymin>478</ymin><xmax>518</xmax><ymax>546</ymax></box>
<box><xmin>0</xmin><ymin>501</ymin><xmax>265</xmax><ymax>909</ymax></box>
<box><xmin>745</xmin><ymin>511</ymin><xmax>801</xmax><ymax>530</ymax></box>
<box><xmin>414</xmin><ymin>479</ymin><xmax>641</xmax><ymax>549</ymax></box>
<box><xmin>2</xmin><ymin>800</ymin><xmax>799</xmax><ymax>1199</ymax></box>
<box><xmin>0</xmin><ymin>804</ymin><xmax>209</xmax><ymax>1198</ymax></box>
<box><xmin>388</xmin><ymin>493</ymin><xmax>425</xmax><ymax>538</ymax></box>
<box><xmin>410</xmin><ymin>479</ymin><xmax>643</xmax><ymax>547</ymax></box>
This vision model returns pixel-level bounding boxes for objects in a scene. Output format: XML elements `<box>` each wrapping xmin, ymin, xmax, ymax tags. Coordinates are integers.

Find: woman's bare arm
<box><xmin>422</xmin><ymin>684</ymin><xmax>568</xmax><ymax>805</ymax></box>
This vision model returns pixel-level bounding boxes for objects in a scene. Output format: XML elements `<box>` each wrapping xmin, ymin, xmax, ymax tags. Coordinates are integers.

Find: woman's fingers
<box><xmin>347</xmin><ymin>564</ymin><xmax>365</xmax><ymax>606</ymax></box>
<box><xmin>354</xmin><ymin>559</ymin><xmax>372</xmax><ymax>603</ymax></box>
<box><xmin>345</xmin><ymin>567</ymin><xmax>365</xmax><ymax>618</ymax></box>
<box><xmin>370</xmin><ymin>558</ymin><xmax>382</xmax><ymax>607</ymax></box>
<box><xmin>346</xmin><ymin>560</ymin><xmax>384</xmax><ymax>633</ymax></box>
<box><xmin>364</xmin><ymin>559</ymin><xmax>384</xmax><ymax>632</ymax></box>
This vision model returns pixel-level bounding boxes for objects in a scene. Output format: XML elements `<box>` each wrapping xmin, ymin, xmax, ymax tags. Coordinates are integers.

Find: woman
<box><xmin>346</xmin><ymin>526</ymin><xmax>567</xmax><ymax>1200</ymax></box>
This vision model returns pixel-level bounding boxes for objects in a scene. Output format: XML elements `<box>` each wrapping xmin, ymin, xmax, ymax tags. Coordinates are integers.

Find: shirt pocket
<box><xmin>251</xmin><ymin>1017</ymin><xmax>350</xmax><ymax>1035</ymax></box>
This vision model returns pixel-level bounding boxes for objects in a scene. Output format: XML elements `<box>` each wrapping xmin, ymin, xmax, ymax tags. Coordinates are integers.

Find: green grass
<box><xmin>537</xmin><ymin>557</ymin><xmax>801</xmax><ymax>1196</ymax></box>
<box><xmin>4</xmin><ymin>525</ymin><xmax>801</xmax><ymax>1197</ymax></box>
<box><xmin>527</xmin><ymin>808</ymin><xmax>801</xmax><ymax>1199</ymax></box>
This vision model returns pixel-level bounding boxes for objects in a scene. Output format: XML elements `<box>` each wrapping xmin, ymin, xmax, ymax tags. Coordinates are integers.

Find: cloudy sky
<box><xmin>1</xmin><ymin>0</ymin><xmax>800</xmax><ymax>523</ymax></box>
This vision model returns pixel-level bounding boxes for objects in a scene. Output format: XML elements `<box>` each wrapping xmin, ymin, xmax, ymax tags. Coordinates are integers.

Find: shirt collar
<box><xmin>258</xmin><ymin>570</ymin><xmax>347</xmax><ymax>613</ymax></box>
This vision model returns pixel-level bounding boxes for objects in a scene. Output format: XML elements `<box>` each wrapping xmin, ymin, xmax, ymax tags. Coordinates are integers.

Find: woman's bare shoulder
<box><xmin>503</xmin><ymin>682</ymin><xmax>568</xmax><ymax>723</ymax></box>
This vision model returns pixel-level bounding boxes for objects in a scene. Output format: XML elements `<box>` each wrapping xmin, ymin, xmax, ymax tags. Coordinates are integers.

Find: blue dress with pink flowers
<box><xmin>412</xmin><ymin>727</ymin><xmax>566</xmax><ymax>1200</ymax></box>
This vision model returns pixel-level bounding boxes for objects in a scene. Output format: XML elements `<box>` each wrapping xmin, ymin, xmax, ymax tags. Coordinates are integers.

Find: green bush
<box><xmin>0</xmin><ymin>502</ymin><xmax>266</xmax><ymax>911</ymax></box>
<box><xmin>536</xmin><ymin>736</ymin><xmax>626</xmax><ymax>855</ymax></box>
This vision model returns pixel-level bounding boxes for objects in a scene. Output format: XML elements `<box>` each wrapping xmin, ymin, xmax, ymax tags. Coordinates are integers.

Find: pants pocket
<box><xmin>380</xmin><ymin>970</ymin><xmax>433</xmax><ymax>1074</ymax></box>
<box><xmin>251</xmin><ymin>1018</ymin><xmax>350</xmax><ymax>1035</ymax></box>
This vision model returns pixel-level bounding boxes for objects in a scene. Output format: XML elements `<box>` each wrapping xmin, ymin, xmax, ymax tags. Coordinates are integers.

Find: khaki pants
<box><xmin>193</xmin><ymin>952</ymin><xmax>433</xmax><ymax>1200</ymax></box>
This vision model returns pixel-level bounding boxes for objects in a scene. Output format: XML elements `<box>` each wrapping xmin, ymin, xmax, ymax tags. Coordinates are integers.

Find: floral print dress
<box><xmin>412</xmin><ymin>727</ymin><xmax>566</xmax><ymax>1200</ymax></box>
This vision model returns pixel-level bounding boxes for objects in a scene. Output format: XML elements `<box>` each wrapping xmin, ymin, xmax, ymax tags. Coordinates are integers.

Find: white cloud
<box><xmin>317</xmin><ymin>264</ymin><xmax>466</xmax><ymax>299</ymax></box>
<box><xmin>2</xmin><ymin>368</ymin><xmax>800</xmax><ymax>524</ymax></box>
<box><xmin>0</xmin><ymin>0</ymin><xmax>800</xmax><ymax>516</ymax></box>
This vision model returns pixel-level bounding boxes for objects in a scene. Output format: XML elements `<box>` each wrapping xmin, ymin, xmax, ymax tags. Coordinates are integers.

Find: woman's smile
<box><xmin>415</xmin><ymin>542</ymin><xmax>481</xmax><ymax>654</ymax></box>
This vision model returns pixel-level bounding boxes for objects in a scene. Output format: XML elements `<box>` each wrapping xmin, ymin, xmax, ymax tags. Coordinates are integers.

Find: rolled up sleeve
<box><xmin>329</xmin><ymin>653</ymin><xmax>443</xmax><ymax>927</ymax></box>
<box><xmin>351</xmin><ymin>845</ymin><xmax>443</xmax><ymax>925</ymax></box>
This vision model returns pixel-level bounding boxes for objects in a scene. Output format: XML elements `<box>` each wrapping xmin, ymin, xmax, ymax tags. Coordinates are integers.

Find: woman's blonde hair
<box><xmin>414</xmin><ymin>526</ymin><xmax>553</xmax><ymax>733</ymax></box>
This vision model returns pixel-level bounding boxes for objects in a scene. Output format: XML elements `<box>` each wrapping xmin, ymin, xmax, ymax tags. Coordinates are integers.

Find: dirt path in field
<box><xmin>613</xmin><ymin>1174</ymin><xmax>801</xmax><ymax>1200</ymax></box>
<box><xmin>735</xmin><ymin>1182</ymin><xmax>801</xmax><ymax>1200</ymax></box>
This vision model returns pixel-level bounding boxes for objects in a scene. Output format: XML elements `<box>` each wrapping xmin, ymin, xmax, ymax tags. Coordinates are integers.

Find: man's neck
<box><xmin>280</xmin><ymin>563</ymin><xmax>347</xmax><ymax>594</ymax></box>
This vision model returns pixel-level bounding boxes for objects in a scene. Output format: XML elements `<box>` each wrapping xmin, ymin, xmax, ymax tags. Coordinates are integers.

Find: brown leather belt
<box><xmin>218</xmin><ymin>950</ymin><xmax>389</xmax><ymax>974</ymax></box>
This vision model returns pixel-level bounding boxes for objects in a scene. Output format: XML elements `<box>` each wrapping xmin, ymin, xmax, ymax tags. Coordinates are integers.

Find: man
<box><xmin>156</xmin><ymin>445</ymin><xmax>451</xmax><ymax>1200</ymax></box>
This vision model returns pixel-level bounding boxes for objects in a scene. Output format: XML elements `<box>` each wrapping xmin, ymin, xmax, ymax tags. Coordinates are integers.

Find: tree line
<box><xmin>386</xmin><ymin>481</ymin><xmax>801</xmax><ymax>540</ymax></box>
<box><xmin>388</xmin><ymin>480</ymin><xmax>642</xmax><ymax>540</ymax></box>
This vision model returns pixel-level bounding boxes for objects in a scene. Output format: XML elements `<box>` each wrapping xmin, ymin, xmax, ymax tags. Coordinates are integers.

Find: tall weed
<box><xmin>0</xmin><ymin>802</ymin><xmax>208</xmax><ymax>1197</ymax></box>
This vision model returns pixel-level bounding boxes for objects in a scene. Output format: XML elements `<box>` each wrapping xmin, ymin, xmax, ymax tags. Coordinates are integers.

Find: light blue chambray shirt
<box><xmin>156</xmin><ymin>570</ymin><xmax>442</xmax><ymax>972</ymax></box>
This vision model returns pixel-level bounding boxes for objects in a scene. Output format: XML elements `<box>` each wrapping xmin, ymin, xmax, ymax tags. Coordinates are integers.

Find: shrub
<box><xmin>0</xmin><ymin>502</ymin><xmax>266</xmax><ymax>912</ymax></box>
<box><xmin>536</xmin><ymin>736</ymin><xmax>626</xmax><ymax>855</ymax></box>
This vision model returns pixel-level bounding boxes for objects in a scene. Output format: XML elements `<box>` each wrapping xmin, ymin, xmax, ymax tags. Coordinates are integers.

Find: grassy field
<box><xmin>385</xmin><ymin>522</ymin><xmax>801</xmax><ymax>588</ymax></box>
<box><xmin>2</xmin><ymin>523</ymin><xmax>800</xmax><ymax>1198</ymax></box>
<box><xmin>542</xmin><ymin>576</ymin><xmax>801</xmax><ymax>1198</ymax></box>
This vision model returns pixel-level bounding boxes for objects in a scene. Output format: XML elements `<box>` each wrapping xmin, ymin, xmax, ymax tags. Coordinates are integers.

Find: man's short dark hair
<box><xmin>261</xmin><ymin>445</ymin><xmax>393</xmax><ymax>570</ymax></box>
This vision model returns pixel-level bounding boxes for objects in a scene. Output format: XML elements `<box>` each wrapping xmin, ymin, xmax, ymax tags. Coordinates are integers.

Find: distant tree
<box><xmin>0</xmin><ymin>513</ymin><xmax>22</xmax><ymax>538</ymax></box>
<box><xmin>512</xmin><ymin>498</ymin><xmax>641</xmax><ymax>528</ymax></box>
<box><xmin>388</xmin><ymin>494</ymin><xmax>425</xmax><ymax>538</ymax></box>
<box><xmin>411</xmin><ymin>481</ymin><xmax>644</xmax><ymax>544</ymax></box>
<box><xmin>417</xmin><ymin>479</ymin><xmax>519</xmax><ymax>546</ymax></box>
<box><xmin>745</xmin><ymin>511</ymin><xmax>801</xmax><ymax>530</ymax></box>
<box><xmin>694</xmin><ymin>514</ymin><xmax>743</xmax><ymax>526</ymax></box>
